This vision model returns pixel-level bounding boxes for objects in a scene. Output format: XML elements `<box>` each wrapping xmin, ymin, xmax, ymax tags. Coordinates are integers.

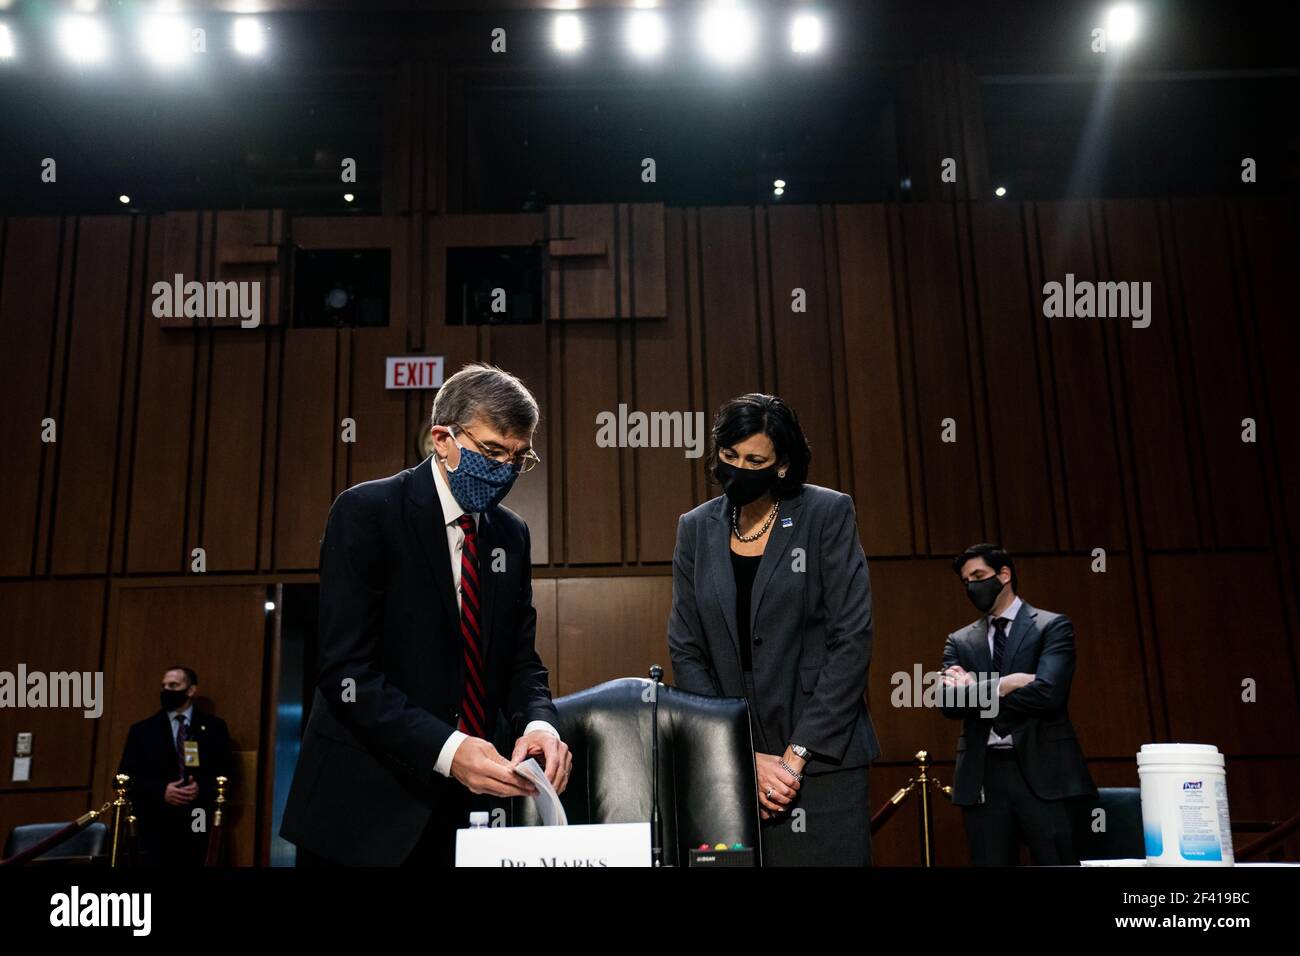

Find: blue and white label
<box><xmin>1177</xmin><ymin>777</ymin><xmax>1224</xmax><ymax>861</ymax></box>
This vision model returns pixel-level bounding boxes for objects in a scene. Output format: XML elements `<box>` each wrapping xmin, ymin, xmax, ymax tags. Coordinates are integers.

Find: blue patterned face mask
<box><xmin>444</xmin><ymin>427</ymin><xmax>518</xmax><ymax>512</ymax></box>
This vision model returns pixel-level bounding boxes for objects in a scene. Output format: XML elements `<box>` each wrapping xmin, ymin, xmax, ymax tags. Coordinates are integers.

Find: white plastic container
<box><xmin>1136</xmin><ymin>743</ymin><xmax>1234</xmax><ymax>866</ymax></box>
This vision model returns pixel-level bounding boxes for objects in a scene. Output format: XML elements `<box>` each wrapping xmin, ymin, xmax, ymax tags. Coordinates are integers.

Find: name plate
<box><xmin>455</xmin><ymin>822</ymin><xmax>651</xmax><ymax>867</ymax></box>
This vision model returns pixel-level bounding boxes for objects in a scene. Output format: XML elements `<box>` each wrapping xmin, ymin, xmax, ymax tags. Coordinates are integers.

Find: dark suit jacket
<box><xmin>279</xmin><ymin>456</ymin><xmax>558</xmax><ymax>866</ymax></box>
<box><xmin>117</xmin><ymin>707</ymin><xmax>233</xmax><ymax>860</ymax></box>
<box><xmin>939</xmin><ymin>600</ymin><xmax>1097</xmax><ymax>806</ymax></box>
<box><xmin>667</xmin><ymin>485</ymin><xmax>880</xmax><ymax>773</ymax></box>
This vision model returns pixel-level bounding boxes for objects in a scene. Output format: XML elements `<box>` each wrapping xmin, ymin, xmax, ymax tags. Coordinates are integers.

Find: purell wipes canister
<box><xmin>1137</xmin><ymin>743</ymin><xmax>1234</xmax><ymax>866</ymax></box>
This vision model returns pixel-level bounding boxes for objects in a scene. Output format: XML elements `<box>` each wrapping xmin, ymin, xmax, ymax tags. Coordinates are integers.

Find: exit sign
<box><xmin>386</xmin><ymin>355</ymin><xmax>445</xmax><ymax>390</ymax></box>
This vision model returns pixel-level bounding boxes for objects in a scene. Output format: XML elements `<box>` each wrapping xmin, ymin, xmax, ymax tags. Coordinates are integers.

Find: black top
<box><xmin>730</xmin><ymin>550</ymin><xmax>764</xmax><ymax>672</ymax></box>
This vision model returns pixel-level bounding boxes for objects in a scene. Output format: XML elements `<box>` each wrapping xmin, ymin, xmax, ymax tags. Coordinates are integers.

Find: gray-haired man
<box><xmin>281</xmin><ymin>363</ymin><xmax>571</xmax><ymax>866</ymax></box>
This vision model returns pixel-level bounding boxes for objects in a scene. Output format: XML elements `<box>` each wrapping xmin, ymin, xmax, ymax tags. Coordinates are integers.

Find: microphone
<box><xmin>648</xmin><ymin>664</ymin><xmax>664</xmax><ymax>867</ymax></box>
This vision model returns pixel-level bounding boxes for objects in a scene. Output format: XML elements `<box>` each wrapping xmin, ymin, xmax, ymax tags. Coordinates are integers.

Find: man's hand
<box><xmin>163</xmin><ymin>775</ymin><xmax>198</xmax><ymax>807</ymax></box>
<box><xmin>755</xmin><ymin>752</ymin><xmax>800</xmax><ymax>818</ymax></box>
<box><xmin>510</xmin><ymin>731</ymin><xmax>573</xmax><ymax>795</ymax></box>
<box><xmin>451</xmin><ymin>737</ymin><xmax>539</xmax><ymax>798</ymax></box>
<box><xmin>941</xmin><ymin>664</ymin><xmax>975</xmax><ymax>687</ymax></box>
<box><xmin>997</xmin><ymin>672</ymin><xmax>1035</xmax><ymax>696</ymax></box>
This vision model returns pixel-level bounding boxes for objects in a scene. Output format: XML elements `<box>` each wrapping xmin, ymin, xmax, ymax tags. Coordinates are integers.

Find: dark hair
<box><xmin>705</xmin><ymin>393</ymin><xmax>811</xmax><ymax>499</ymax></box>
<box><xmin>166</xmin><ymin>665</ymin><xmax>199</xmax><ymax>687</ymax></box>
<box><xmin>952</xmin><ymin>543</ymin><xmax>1017</xmax><ymax>593</ymax></box>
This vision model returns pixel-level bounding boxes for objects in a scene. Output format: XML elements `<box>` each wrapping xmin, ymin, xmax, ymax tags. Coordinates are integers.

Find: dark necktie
<box><xmin>456</xmin><ymin>514</ymin><xmax>487</xmax><ymax>737</ymax></box>
<box><xmin>990</xmin><ymin>617</ymin><xmax>1010</xmax><ymax>672</ymax></box>
<box><xmin>175</xmin><ymin>714</ymin><xmax>188</xmax><ymax>780</ymax></box>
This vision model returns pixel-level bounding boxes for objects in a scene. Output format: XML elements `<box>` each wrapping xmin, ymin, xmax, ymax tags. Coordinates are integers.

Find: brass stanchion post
<box><xmin>204</xmin><ymin>775</ymin><xmax>229</xmax><ymax>867</ymax></box>
<box><xmin>868</xmin><ymin>748</ymin><xmax>956</xmax><ymax>865</ymax></box>
<box><xmin>109</xmin><ymin>774</ymin><xmax>130</xmax><ymax>868</ymax></box>
<box><xmin>213</xmin><ymin>775</ymin><xmax>227</xmax><ymax>828</ymax></box>
<box><xmin>916</xmin><ymin>750</ymin><xmax>936</xmax><ymax>867</ymax></box>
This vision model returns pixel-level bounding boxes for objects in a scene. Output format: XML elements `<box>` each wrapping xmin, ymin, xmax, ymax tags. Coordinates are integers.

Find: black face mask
<box><xmin>160</xmin><ymin>689</ymin><xmax>190</xmax><ymax>711</ymax></box>
<box><xmin>965</xmin><ymin>575</ymin><xmax>1006</xmax><ymax>614</ymax></box>
<box><xmin>716</xmin><ymin>461</ymin><xmax>779</xmax><ymax>507</ymax></box>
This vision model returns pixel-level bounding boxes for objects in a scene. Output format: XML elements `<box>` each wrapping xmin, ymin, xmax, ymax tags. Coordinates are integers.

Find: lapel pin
<box><xmin>781</xmin><ymin>517</ymin><xmax>793</xmax><ymax>528</ymax></box>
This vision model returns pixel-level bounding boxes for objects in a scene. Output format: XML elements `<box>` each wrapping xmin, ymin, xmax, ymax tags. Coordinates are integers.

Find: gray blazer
<box><xmin>667</xmin><ymin>484</ymin><xmax>881</xmax><ymax>773</ymax></box>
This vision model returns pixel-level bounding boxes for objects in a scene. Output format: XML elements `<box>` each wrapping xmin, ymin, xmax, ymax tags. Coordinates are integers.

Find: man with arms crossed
<box><xmin>939</xmin><ymin>543</ymin><xmax>1096</xmax><ymax>866</ymax></box>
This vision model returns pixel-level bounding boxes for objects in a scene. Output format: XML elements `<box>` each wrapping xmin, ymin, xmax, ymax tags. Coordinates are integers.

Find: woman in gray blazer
<box><xmin>668</xmin><ymin>393</ymin><xmax>880</xmax><ymax>866</ymax></box>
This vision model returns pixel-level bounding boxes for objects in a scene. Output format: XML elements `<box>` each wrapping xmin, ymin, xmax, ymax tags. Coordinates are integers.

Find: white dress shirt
<box><xmin>430</xmin><ymin>456</ymin><xmax>560</xmax><ymax>777</ymax></box>
<box><xmin>987</xmin><ymin>595</ymin><xmax>1023</xmax><ymax>749</ymax></box>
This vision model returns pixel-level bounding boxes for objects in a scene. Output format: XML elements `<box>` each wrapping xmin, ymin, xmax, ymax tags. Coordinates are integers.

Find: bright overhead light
<box><xmin>264</xmin><ymin>601</ymin><xmax>276</xmax><ymax>611</ymax></box>
<box><xmin>773</xmin><ymin>187</ymin><xmax>785</xmax><ymax>197</ymax></box>
<box><xmin>140</xmin><ymin>16</ymin><xmax>191</xmax><ymax>67</ymax></box>
<box><xmin>625</xmin><ymin>11</ymin><xmax>666</xmax><ymax>59</ymax></box>
<box><xmin>553</xmin><ymin>14</ymin><xmax>583</xmax><ymax>54</ymax></box>
<box><xmin>118</xmin><ymin>194</ymin><xmax>130</xmax><ymax>204</ymax></box>
<box><xmin>773</xmin><ymin>178</ymin><xmax>786</xmax><ymax>189</ymax></box>
<box><xmin>1105</xmin><ymin>4</ymin><xmax>1139</xmax><ymax>44</ymax></box>
<box><xmin>0</xmin><ymin>24</ymin><xmax>15</xmax><ymax>61</ymax></box>
<box><xmin>790</xmin><ymin>13</ymin><xmax>823</xmax><ymax>54</ymax></box>
<box><xmin>343</xmin><ymin>193</ymin><xmax>355</xmax><ymax>203</ymax></box>
<box><xmin>232</xmin><ymin>17</ymin><xmax>265</xmax><ymax>57</ymax></box>
<box><xmin>58</xmin><ymin>15</ymin><xmax>109</xmax><ymax>65</ymax></box>
<box><xmin>994</xmin><ymin>186</ymin><xmax>1007</xmax><ymax>197</ymax></box>
<box><xmin>699</xmin><ymin>3</ymin><xmax>758</xmax><ymax>66</ymax></box>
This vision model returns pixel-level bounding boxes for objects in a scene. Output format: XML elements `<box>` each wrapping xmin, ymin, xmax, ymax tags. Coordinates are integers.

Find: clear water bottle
<box><xmin>468</xmin><ymin>810</ymin><xmax>490</xmax><ymax>830</ymax></box>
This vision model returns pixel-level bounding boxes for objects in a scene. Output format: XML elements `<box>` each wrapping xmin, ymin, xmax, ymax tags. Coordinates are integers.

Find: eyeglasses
<box><xmin>454</xmin><ymin>425</ymin><xmax>542</xmax><ymax>475</ymax></box>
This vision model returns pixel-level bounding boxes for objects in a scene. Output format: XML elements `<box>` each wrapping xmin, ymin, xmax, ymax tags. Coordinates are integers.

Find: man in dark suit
<box><xmin>280</xmin><ymin>363</ymin><xmax>571</xmax><ymax>866</ymax></box>
<box><xmin>939</xmin><ymin>543</ymin><xmax>1096</xmax><ymax>866</ymax></box>
<box><xmin>117</xmin><ymin>665</ymin><xmax>233</xmax><ymax>867</ymax></box>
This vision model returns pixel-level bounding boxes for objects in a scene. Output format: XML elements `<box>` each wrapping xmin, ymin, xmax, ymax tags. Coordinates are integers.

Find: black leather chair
<box><xmin>2</xmin><ymin>822</ymin><xmax>110</xmax><ymax>865</ymax></box>
<box><xmin>1072</xmin><ymin>787</ymin><xmax>1145</xmax><ymax>861</ymax></box>
<box><xmin>509</xmin><ymin>678</ymin><xmax>761</xmax><ymax>865</ymax></box>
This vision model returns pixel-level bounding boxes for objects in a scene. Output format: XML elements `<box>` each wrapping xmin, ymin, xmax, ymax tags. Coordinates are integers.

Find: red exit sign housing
<box><xmin>386</xmin><ymin>356</ymin><xmax>445</xmax><ymax>390</ymax></box>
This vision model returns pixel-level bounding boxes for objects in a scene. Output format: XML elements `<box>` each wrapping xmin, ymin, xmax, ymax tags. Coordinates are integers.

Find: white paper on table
<box><xmin>513</xmin><ymin>757</ymin><xmax>567</xmax><ymax>826</ymax></box>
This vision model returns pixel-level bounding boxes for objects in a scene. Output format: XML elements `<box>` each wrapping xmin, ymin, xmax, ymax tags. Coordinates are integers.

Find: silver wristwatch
<box><xmin>789</xmin><ymin>743</ymin><xmax>810</xmax><ymax>759</ymax></box>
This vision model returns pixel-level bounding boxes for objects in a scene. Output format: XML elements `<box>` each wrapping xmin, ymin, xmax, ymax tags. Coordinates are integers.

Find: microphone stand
<box><xmin>648</xmin><ymin>664</ymin><xmax>663</xmax><ymax>867</ymax></box>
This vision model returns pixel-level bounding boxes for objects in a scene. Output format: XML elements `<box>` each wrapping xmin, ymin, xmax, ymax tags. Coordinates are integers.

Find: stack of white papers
<box><xmin>513</xmin><ymin>757</ymin><xmax>568</xmax><ymax>826</ymax></box>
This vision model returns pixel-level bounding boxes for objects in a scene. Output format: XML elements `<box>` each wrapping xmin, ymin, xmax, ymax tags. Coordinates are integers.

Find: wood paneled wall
<box><xmin>1</xmin><ymin>197</ymin><xmax>1297</xmax><ymax>864</ymax></box>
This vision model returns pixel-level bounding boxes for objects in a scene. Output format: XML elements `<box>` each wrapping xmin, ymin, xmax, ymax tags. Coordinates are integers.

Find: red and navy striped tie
<box><xmin>456</xmin><ymin>513</ymin><xmax>487</xmax><ymax>737</ymax></box>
